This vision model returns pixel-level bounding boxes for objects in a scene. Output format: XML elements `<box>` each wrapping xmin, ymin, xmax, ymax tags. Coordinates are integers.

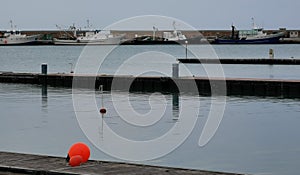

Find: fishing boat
<box><xmin>53</xmin><ymin>30</ymin><xmax>125</xmax><ymax>45</ymax></box>
<box><xmin>53</xmin><ymin>22</ymin><xmax>125</xmax><ymax>45</ymax></box>
<box><xmin>121</xmin><ymin>35</ymin><xmax>176</xmax><ymax>45</ymax></box>
<box><xmin>214</xmin><ymin>19</ymin><xmax>285</xmax><ymax>44</ymax></box>
<box><xmin>121</xmin><ymin>22</ymin><xmax>205</xmax><ymax>45</ymax></box>
<box><xmin>162</xmin><ymin>22</ymin><xmax>187</xmax><ymax>41</ymax></box>
<box><xmin>0</xmin><ymin>21</ymin><xmax>39</xmax><ymax>45</ymax></box>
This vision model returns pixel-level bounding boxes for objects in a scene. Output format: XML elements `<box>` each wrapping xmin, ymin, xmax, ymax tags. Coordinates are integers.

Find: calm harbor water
<box><xmin>0</xmin><ymin>83</ymin><xmax>299</xmax><ymax>175</ymax></box>
<box><xmin>0</xmin><ymin>44</ymin><xmax>300</xmax><ymax>79</ymax></box>
<box><xmin>0</xmin><ymin>45</ymin><xmax>300</xmax><ymax>175</ymax></box>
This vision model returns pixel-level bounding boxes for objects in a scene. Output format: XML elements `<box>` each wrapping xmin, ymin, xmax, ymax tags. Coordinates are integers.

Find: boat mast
<box><xmin>71</xmin><ymin>23</ymin><xmax>76</xmax><ymax>38</ymax></box>
<box><xmin>9</xmin><ymin>20</ymin><xmax>17</xmax><ymax>32</ymax></box>
<box><xmin>172</xmin><ymin>21</ymin><xmax>178</xmax><ymax>37</ymax></box>
<box><xmin>10</xmin><ymin>20</ymin><xmax>13</xmax><ymax>30</ymax></box>
<box><xmin>87</xmin><ymin>19</ymin><xmax>90</xmax><ymax>28</ymax></box>
<box><xmin>251</xmin><ymin>17</ymin><xmax>256</xmax><ymax>29</ymax></box>
<box><xmin>56</xmin><ymin>24</ymin><xmax>76</xmax><ymax>39</ymax></box>
<box><xmin>231</xmin><ymin>24</ymin><xmax>235</xmax><ymax>39</ymax></box>
<box><xmin>86</xmin><ymin>19</ymin><xmax>91</xmax><ymax>30</ymax></box>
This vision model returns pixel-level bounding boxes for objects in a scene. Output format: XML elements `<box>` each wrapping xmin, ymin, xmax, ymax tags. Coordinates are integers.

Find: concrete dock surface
<box><xmin>0</xmin><ymin>152</ymin><xmax>246</xmax><ymax>175</ymax></box>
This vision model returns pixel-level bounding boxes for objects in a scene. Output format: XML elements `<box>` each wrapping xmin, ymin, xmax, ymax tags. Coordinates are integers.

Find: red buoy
<box><xmin>100</xmin><ymin>108</ymin><xmax>107</xmax><ymax>114</ymax></box>
<box><xmin>67</xmin><ymin>142</ymin><xmax>90</xmax><ymax>163</ymax></box>
<box><xmin>69</xmin><ymin>155</ymin><xmax>83</xmax><ymax>167</ymax></box>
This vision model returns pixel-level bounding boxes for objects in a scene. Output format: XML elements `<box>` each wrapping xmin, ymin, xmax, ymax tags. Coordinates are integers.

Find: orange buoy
<box><xmin>69</xmin><ymin>155</ymin><xmax>83</xmax><ymax>167</ymax></box>
<box><xmin>100</xmin><ymin>108</ymin><xmax>106</xmax><ymax>114</ymax></box>
<box><xmin>67</xmin><ymin>142</ymin><xmax>90</xmax><ymax>163</ymax></box>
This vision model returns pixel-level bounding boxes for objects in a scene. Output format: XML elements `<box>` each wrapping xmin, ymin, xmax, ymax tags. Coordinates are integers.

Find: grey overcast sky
<box><xmin>1</xmin><ymin>0</ymin><xmax>299</xmax><ymax>30</ymax></box>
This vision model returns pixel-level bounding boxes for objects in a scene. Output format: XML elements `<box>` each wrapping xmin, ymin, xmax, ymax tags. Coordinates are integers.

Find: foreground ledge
<box><xmin>0</xmin><ymin>152</ymin><xmax>246</xmax><ymax>175</ymax></box>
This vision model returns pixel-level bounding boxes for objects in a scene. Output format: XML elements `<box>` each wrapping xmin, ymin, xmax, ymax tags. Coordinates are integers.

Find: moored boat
<box><xmin>0</xmin><ymin>21</ymin><xmax>40</xmax><ymax>45</ymax></box>
<box><xmin>53</xmin><ymin>30</ymin><xmax>126</xmax><ymax>45</ymax></box>
<box><xmin>121</xmin><ymin>22</ymin><xmax>205</xmax><ymax>45</ymax></box>
<box><xmin>214</xmin><ymin>19</ymin><xmax>285</xmax><ymax>44</ymax></box>
<box><xmin>53</xmin><ymin>22</ymin><xmax>125</xmax><ymax>45</ymax></box>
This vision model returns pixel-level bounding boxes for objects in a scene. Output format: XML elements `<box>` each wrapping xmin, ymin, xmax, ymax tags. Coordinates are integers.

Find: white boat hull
<box><xmin>53</xmin><ymin>35</ymin><xmax>125</xmax><ymax>45</ymax></box>
<box><xmin>0</xmin><ymin>35</ymin><xmax>39</xmax><ymax>45</ymax></box>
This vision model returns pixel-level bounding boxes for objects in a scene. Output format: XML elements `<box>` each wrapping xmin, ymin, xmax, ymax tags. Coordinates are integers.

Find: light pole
<box><xmin>185</xmin><ymin>40</ymin><xmax>188</xmax><ymax>59</ymax></box>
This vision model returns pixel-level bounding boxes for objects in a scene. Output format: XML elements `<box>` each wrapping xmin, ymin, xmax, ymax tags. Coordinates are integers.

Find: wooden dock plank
<box><xmin>0</xmin><ymin>152</ymin><xmax>244</xmax><ymax>175</ymax></box>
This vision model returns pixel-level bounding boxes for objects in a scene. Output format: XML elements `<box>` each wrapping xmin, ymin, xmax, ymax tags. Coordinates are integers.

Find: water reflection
<box><xmin>99</xmin><ymin>115</ymin><xmax>104</xmax><ymax>140</ymax></box>
<box><xmin>172</xmin><ymin>93</ymin><xmax>179</xmax><ymax>120</ymax></box>
<box><xmin>98</xmin><ymin>92</ymin><xmax>181</xmax><ymax>141</ymax></box>
<box><xmin>41</xmin><ymin>84</ymin><xmax>48</xmax><ymax>109</ymax></box>
<box><xmin>1</xmin><ymin>84</ymin><xmax>300</xmax><ymax>175</ymax></box>
<box><xmin>268</xmin><ymin>65</ymin><xmax>274</xmax><ymax>79</ymax></box>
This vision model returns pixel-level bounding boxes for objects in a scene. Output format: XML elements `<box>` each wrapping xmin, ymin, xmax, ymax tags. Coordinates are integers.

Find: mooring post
<box><xmin>172</xmin><ymin>63</ymin><xmax>179</xmax><ymax>78</ymax></box>
<box><xmin>185</xmin><ymin>40</ymin><xmax>188</xmax><ymax>59</ymax></box>
<box><xmin>41</xmin><ymin>63</ymin><xmax>48</xmax><ymax>75</ymax></box>
<box><xmin>41</xmin><ymin>63</ymin><xmax>48</xmax><ymax>86</ymax></box>
<box><xmin>269</xmin><ymin>49</ymin><xmax>274</xmax><ymax>59</ymax></box>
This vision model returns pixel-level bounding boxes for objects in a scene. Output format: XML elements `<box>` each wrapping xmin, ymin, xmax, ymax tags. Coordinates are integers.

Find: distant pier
<box><xmin>0</xmin><ymin>72</ymin><xmax>299</xmax><ymax>98</ymax></box>
<box><xmin>0</xmin><ymin>152</ymin><xmax>244</xmax><ymax>175</ymax></box>
<box><xmin>177</xmin><ymin>58</ymin><xmax>300</xmax><ymax>65</ymax></box>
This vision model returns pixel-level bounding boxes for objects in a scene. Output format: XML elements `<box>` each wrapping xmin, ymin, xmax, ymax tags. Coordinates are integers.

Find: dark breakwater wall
<box><xmin>0</xmin><ymin>72</ymin><xmax>299</xmax><ymax>98</ymax></box>
<box><xmin>178</xmin><ymin>58</ymin><xmax>300</xmax><ymax>65</ymax></box>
